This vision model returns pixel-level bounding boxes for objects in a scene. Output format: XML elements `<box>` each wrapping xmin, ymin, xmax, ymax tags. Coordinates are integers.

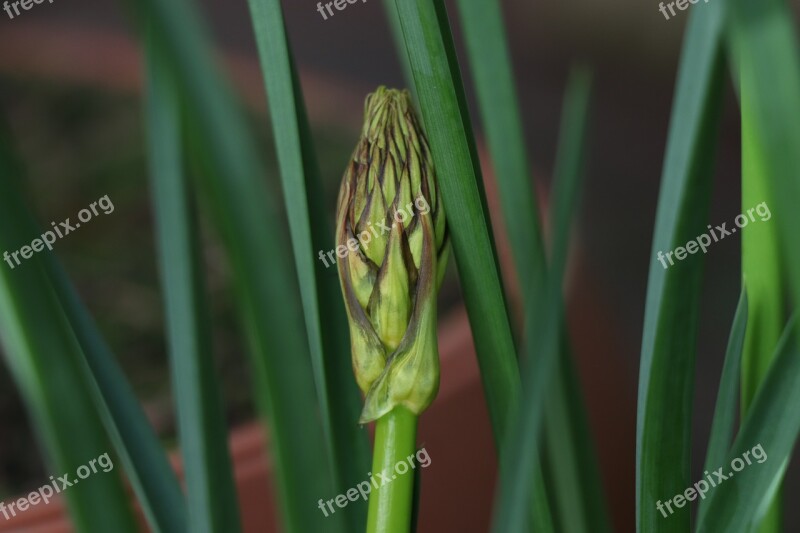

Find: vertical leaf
<box><xmin>121</xmin><ymin>1</ymin><xmax>346</xmax><ymax>531</ymax></box>
<box><xmin>0</xmin><ymin>144</ymin><xmax>138</xmax><ymax>533</ymax></box>
<box><xmin>696</xmin><ymin>318</ymin><xmax>800</xmax><ymax>533</ymax></box>
<box><xmin>727</xmin><ymin>1</ymin><xmax>800</xmax><ymax>528</ymax></box>
<box><xmin>146</xmin><ymin>32</ymin><xmax>241</xmax><ymax>533</ymax></box>
<box><xmin>454</xmin><ymin>0</ymin><xmax>608</xmax><ymax>529</ymax></box>
<box><xmin>635</xmin><ymin>4</ymin><xmax>726</xmax><ymax>532</ymax></box>
<box><xmin>492</xmin><ymin>68</ymin><xmax>592</xmax><ymax>533</ymax></box>
<box><xmin>244</xmin><ymin>2</ymin><xmax>370</xmax><ymax>529</ymax></box>
<box><xmin>697</xmin><ymin>286</ymin><xmax>747</xmax><ymax>525</ymax></box>
<box><xmin>391</xmin><ymin>0</ymin><xmax>518</xmax><ymax>453</ymax></box>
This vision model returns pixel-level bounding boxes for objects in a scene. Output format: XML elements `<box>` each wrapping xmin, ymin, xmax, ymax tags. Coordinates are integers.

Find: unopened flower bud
<box><xmin>336</xmin><ymin>87</ymin><xmax>448</xmax><ymax>423</ymax></box>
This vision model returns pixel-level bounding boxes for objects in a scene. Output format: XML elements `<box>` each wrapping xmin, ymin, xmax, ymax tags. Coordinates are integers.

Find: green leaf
<box><xmin>120</xmin><ymin>2</ymin><xmax>346</xmax><ymax>531</ymax></box>
<box><xmin>453</xmin><ymin>0</ymin><xmax>546</xmax><ymax>296</ymax></box>
<box><xmin>380</xmin><ymin>0</ymin><xmax>416</xmax><ymax>103</ymax></box>
<box><xmin>453</xmin><ymin>0</ymin><xmax>608</xmax><ymax>529</ymax></box>
<box><xmin>696</xmin><ymin>317</ymin><xmax>800</xmax><ymax>533</ymax></box>
<box><xmin>703</xmin><ymin>286</ymin><xmax>748</xmax><ymax>472</ymax></box>
<box><xmin>145</xmin><ymin>33</ymin><xmax>241</xmax><ymax>533</ymax></box>
<box><xmin>727</xmin><ymin>1</ymin><xmax>800</xmax><ymax>528</ymax></box>
<box><xmin>47</xmin><ymin>263</ymin><xmax>189</xmax><ymax>533</ymax></box>
<box><xmin>697</xmin><ymin>286</ymin><xmax>747</xmax><ymax>525</ymax></box>
<box><xmin>635</xmin><ymin>4</ymin><xmax>727</xmax><ymax>532</ymax></box>
<box><xmin>0</xmin><ymin>143</ymin><xmax>138</xmax><ymax>533</ymax></box>
<box><xmin>727</xmin><ymin>0</ymin><xmax>800</xmax><ymax>323</ymax></box>
<box><xmin>244</xmin><ymin>3</ymin><xmax>370</xmax><ymax>529</ymax></box>
<box><xmin>492</xmin><ymin>67</ymin><xmax>592</xmax><ymax>533</ymax></box>
<box><xmin>728</xmin><ymin>2</ymin><xmax>800</xmax><ymax>528</ymax></box>
<box><xmin>391</xmin><ymin>0</ymin><xmax>518</xmax><ymax>456</ymax></box>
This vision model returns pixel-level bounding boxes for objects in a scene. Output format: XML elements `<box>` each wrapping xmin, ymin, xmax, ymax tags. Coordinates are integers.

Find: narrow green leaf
<box><xmin>145</xmin><ymin>33</ymin><xmax>241</xmax><ymax>533</ymax></box>
<box><xmin>543</xmin><ymin>332</ymin><xmax>611</xmax><ymax>533</ymax></box>
<box><xmin>492</xmin><ymin>67</ymin><xmax>592</xmax><ymax>533</ymax></box>
<box><xmin>0</xmin><ymin>144</ymin><xmax>137</xmax><ymax>533</ymax></box>
<box><xmin>727</xmin><ymin>0</ymin><xmax>800</xmax><ymax>322</ymax></box>
<box><xmin>447</xmin><ymin>0</ymin><xmax>608</xmax><ymax>526</ymax></box>
<box><xmin>635</xmin><ymin>4</ymin><xmax>726</xmax><ymax>532</ymax></box>
<box><xmin>697</xmin><ymin>286</ymin><xmax>747</xmax><ymax>525</ymax></box>
<box><xmin>703</xmin><ymin>286</ymin><xmax>748</xmax><ymax>472</ymax></box>
<box><xmin>244</xmin><ymin>3</ymin><xmax>370</xmax><ymax>529</ymax></box>
<box><xmin>47</xmin><ymin>264</ymin><xmax>189</xmax><ymax>533</ymax></box>
<box><xmin>453</xmin><ymin>0</ymin><xmax>546</xmax><ymax>296</ymax></box>
<box><xmin>391</xmin><ymin>0</ymin><xmax>518</xmax><ymax>455</ymax></box>
<box><xmin>728</xmin><ymin>0</ymin><xmax>800</xmax><ymax>533</ymax></box>
<box><xmin>121</xmin><ymin>2</ymin><xmax>346</xmax><ymax>531</ymax></box>
<box><xmin>696</xmin><ymin>317</ymin><xmax>800</xmax><ymax>533</ymax></box>
<box><xmin>380</xmin><ymin>0</ymin><xmax>416</xmax><ymax>102</ymax></box>
<box><xmin>726</xmin><ymin>2</ymin><xmax>800</xmax><ymax>529</ymax></box>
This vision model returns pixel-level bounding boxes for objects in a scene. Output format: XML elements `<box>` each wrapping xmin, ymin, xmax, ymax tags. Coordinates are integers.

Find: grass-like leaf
<box><xmin>380</xmin><ymin>0</ymin><xmax>416</xmax><ymax>102</ymax></box>
<box><xmin>726</xmin><ymin>1</ymin><xmax>800</xmax><ymax>527</ymax></box>
<box><xmin>697</xmin><ymin>286</ymin><xmax>747</xmax><ymax>524</ymax></box>
<box><xmin>145</xmin><ymin>33</ymin><xmax>241</xmax><ymax>533</ymax></box>
<box><xmin>727</xmin><ymin>0</ymin><xmax>800</xmax><ymax>320</ymax></box>
<box><xmin>391</xmin><ymin>0</ymin><xmax>518</xmax><ymax>454</ymax></box>
<box><xmin>703</xmin><ymin>286</ymin><xmax>748</xmax><ymax>472</ymax></box>
<box><xmin>390</xmin><ymin>2</ymin><xmax>556</xmax><ymax>528</ymax></box>
<box><xmin>696</xmin><ymin>317</ymin><xmax>800</xmax><ymax>533</ymax></box>
<box><xmin>0</xmin><ymin>144</ymin><xmax>138</xmax><ymax>533</ymax></box>
<box><xmin>454</xmin><ymin>0</ymin><xmax>608</xmax><ymax>529</ymax></box>
<box><xmin>47</xmin><ymin>263</ymin><xmax>189</xmax><ymax>533</ymax></box>
<box><xmin>492</xmin><ymin>67</ymin><xmax>592</xmax><ymax>533</ymax></box>
<box><xmin>244</xmin><ymin>3</ymin><xmax>370</xmax><ymax>529</ymax></box>
<box><xmin>122</xmin><ymin>2</ymin><xmax>346</xmax><ymax>531</ymax></box>
<box><xmin>635</xmin><ymin>4</ymin><xmax>726</xmax><ymax>532</ymax></box>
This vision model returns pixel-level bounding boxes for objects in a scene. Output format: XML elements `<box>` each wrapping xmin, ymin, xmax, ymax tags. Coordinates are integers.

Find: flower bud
<box><xmin>336</xmin><ymin>87</ymin><xmax>448</xmax><ymax>423</ymax></box>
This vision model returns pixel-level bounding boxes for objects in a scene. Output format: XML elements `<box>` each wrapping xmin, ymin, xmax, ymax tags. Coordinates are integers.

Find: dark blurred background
<box><xmin>0</xmin><ymin>0</ymin><xmax>798</xmax><ymax>531</ymax></box>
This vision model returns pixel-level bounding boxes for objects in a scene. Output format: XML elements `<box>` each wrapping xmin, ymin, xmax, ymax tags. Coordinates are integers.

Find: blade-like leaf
<box><xmin>390</xmin><ymin>1</ymin><xmax>555</xmax><ymax>528</ymax></box>
<box><xmin>453</xmin><ymin>0</ymin><xmax>545</xmax><ymax>295</ymax></box>
<box><xmin>727</xmin><ymin>0</ymin><xmax>800</xmax><ymax>323</ymax></box>
<box><xmin>697</xmin><ymin>286</ymin><xmax>747</xmax><ymax>524</ymax></box>
<box><xmin>454</xmin><ymin>0</ymin><xmax>608</xmax><ymax>529</ymax></box>
<box><xmin>703</xmin><ymin>286</ymin><xmax>748</xmax><ymax>472</ymax></box>
<box><xmin>244</xmin><ymin>3</ymin><xmax>370</xmax><ymax>529</ymax></box>
<box><xmin>696</xmin><ymin>317</ymin><xmax>800</xmax><ymax>533</ymax></box>
<box><xmin>0</xmin><ymin>143</ymin><xmax>138</xmax><ymax>533</ymax></box>
<box><xmin>635</xmin><ymin>4</ymin><xmax>726</xmax><ymax>532</ymax></box>
<box><xmin>145</xmin><ymin>33</ymin><xmax>241</xmax><ymax>533</ymax></box>
<box><xmin>381</xmin><ymin>0</ymin><xmax>416</xmax><ymax>102</ymax></box>
<box><xmin>391</xmin><ymin>0</ymin><xmax>518</xmax><ymax>456</ymax></box>
<box><xmin>121</xmin><ymin>2</ymin><xmax>346</xmax><ymax>531</ymax></box>
<box><xmin>727</xmin><ymin>0</ymin><xmax>800</xmax><ymax>527</ymax></box>
<box><xmin>48</xmin><ymin>262</ymin><xmax>189</xmax><ymax>533</ymax></box>
<box><xmin>492</xmin><ymin>67</ymin><xmax>592</xmax><ymax>533</ymax></box>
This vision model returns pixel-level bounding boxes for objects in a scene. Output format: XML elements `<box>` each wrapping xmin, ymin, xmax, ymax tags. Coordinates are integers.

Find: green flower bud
<box><xmin>336</xmin><ymin>87</ymin><xmax>448</xmax><ymax>423</ymax></box>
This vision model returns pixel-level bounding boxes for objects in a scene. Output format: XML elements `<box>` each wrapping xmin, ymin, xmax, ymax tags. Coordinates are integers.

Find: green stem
<box><xmin>367</xmin><ymin>407</ymin><xmax>418</xmax><ymax>533</ymax></box>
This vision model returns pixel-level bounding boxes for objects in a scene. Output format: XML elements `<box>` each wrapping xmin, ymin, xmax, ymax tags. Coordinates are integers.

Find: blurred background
<box><xmin>0</xmin><ymin>0</ymin><xmax>798</xmax><ymax>531</ymax></box>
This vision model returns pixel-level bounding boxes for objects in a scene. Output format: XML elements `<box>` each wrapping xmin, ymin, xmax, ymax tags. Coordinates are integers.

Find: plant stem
<box><xmin>367</xmin><ymin>407</ymin><xmax>418</xmax><ymax>533</ymax></box>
